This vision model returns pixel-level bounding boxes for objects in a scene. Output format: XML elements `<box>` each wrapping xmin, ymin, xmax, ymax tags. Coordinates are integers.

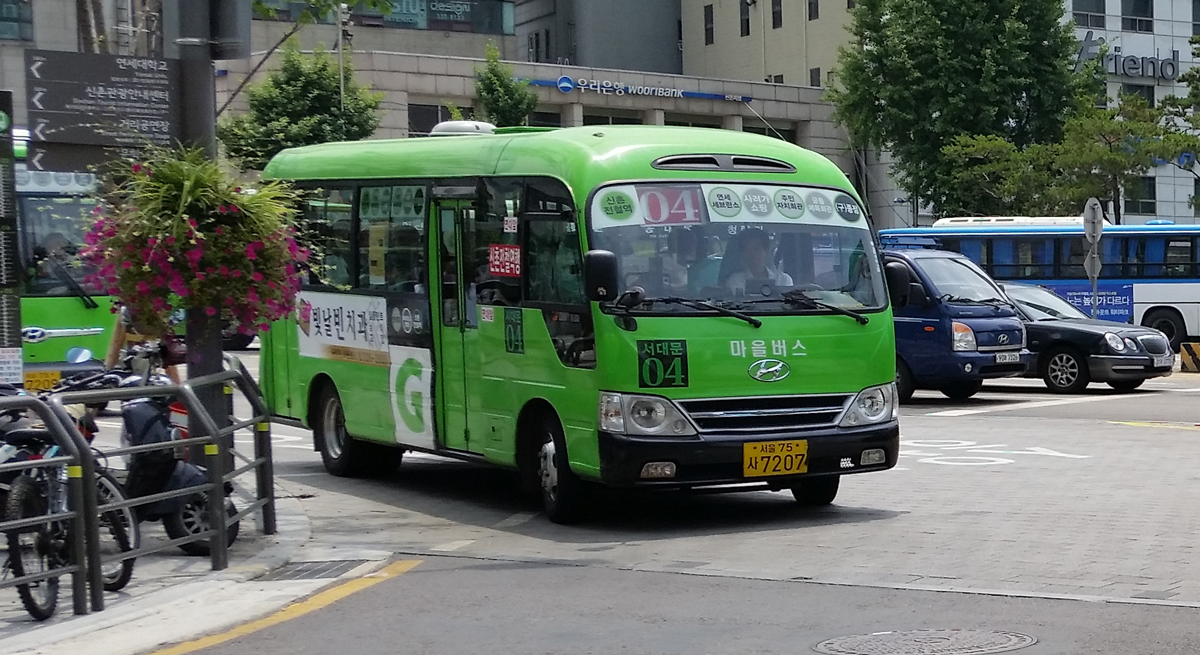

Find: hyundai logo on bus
<box><xmin>749</xmin><ymin>358</ymin><xmax>790</xmax><ymax>382</ymax></box>
<box><xmin>1075</xmin><ymin>31</ymin><xmax>1179</xmax><ymax>80</ymax></box>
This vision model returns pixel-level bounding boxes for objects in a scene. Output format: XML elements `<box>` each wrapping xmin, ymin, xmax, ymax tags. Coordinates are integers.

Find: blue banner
<box><xmin>1043</xmin><ymin>282</ymin><xmax>1134</xmax><ymax>323</ymax></box>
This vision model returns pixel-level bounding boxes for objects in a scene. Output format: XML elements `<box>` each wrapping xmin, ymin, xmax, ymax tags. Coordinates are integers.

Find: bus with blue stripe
<box><xmin>879</xmin><ymin>221</ymin><xmax>1200</xmax><ymax>351</ymax></box>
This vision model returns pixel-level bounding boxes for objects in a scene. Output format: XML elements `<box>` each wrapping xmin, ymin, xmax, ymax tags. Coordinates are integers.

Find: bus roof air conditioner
<box><xmin>430</xmin><ymin>121</ymin><xmax>497</xmax><ymax>136</ymax></box>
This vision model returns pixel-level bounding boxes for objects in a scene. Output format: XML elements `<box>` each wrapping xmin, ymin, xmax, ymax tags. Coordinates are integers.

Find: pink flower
<box><xmin>215</xmin><ymin>226</ymin><xmax>224</xmax><ymax>235</ymax></box>
<box><xmin>251</xmin><ymin>272</ymin><xmax>263</xmax><ymax>282</ymax></box>
<box><xmin>132</xmin><ymin>163</ymin><xmax>143</xmax><ymax>174</ymax></box>
<box><xmin>165</xmin><ymin>236</ymin><xmax>176</xmax><ymax>246</ymax></box>
<box><xmin>230</xmin><ymin>205</ymin><xmax>240</xmax><ymax>214</ymax></box>
<box><xmin>136</xmin><ymin>281</ymin><xmax>150</xmax><ymax>294</ymax></box>
<box><xmin>219</xmin><ymin>265</ymin><xmax>229</xmax><ymax>275</ymax></box>
<box><xmin>218</xmin><ymin>205</ymin><xmax>229</xmax><ymax>215</ymax></box>
<box><xmin>188</xmin><ymin>218</ymin><xmax>198</xmax><ymax>229</ymax></box>
<box><xmin>205</xmin><ymin>306</ymin><xmax>217</xmax><ymax>316</ymax></box>
<box><xmin>245</xmin><ymin>243</ymin><xmax>259</xmax><ymax>260</ymax></box>
<box><xmin>121</xmin><ymin>261</ymin><xmax>132</xmax><ymax>269</ymax></box>
<box><xmin>232</xmin><ymin>270</ymin><xmax>243</xmax><ymax>278</ymax></box>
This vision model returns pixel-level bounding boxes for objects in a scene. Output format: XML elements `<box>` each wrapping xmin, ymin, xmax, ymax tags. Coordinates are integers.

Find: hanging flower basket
<box><xmin>82</xmin><ymin>147</ymin><xmax>311</xmax><ymax>338</ymax></box>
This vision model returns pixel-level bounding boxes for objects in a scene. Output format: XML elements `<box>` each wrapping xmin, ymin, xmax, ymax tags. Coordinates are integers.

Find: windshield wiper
<box><xmin>640</xmin><ymin>296</ymin><xmax>762</xmax><ymax>328</ymax></box>
<box><xmin>743</xmin><ymin>289</ymin><xmax>869</xmax><ymax>325</ymax></box>
<box><xmin>48</xmin><ymin>259</ymin><xmax>99</xmax><ymax>309</ymax></box>
<box><xmin>939</xmin><ymin>294</ymin><xmax>1013</xmax><ymax>309</ymax></box>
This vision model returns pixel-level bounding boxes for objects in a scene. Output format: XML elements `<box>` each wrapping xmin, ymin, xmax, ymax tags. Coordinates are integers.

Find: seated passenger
<box><xmin>725</xmin><ymin>228</ymin><xmax>793</xmax><ymax>292</ymax></box>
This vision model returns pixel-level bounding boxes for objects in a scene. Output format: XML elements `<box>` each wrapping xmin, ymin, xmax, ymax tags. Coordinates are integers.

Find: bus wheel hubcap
<box><xmin>324</xmin><ymin>401</ymin><xmax>345</xmax><ymax>459</ymax></box>
<box><xmin>1049</xmin><ymin>354</ymin><xmax>1077</xmax><ymax>387</ymax></box>
<box><xmin>539</xmin><ymin>439</ymin><xmax>558</xmax><ymax>503</ymax></box>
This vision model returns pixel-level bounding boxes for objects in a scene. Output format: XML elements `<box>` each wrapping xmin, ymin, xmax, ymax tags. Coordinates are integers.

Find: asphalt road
<box><xmin>137</xmin><ymin>355</ymin><xmax>1200</xmax><ymax>653</ymax></box>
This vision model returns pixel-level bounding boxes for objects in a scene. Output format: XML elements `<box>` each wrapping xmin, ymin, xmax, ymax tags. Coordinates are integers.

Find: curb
<box><xmin>0</xmin><ymin>493</ymin><xmax>311</xmax><ymax>655</ymax></box>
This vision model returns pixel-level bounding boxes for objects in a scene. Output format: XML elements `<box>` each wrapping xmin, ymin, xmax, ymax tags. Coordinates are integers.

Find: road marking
<box><xmin>144</xmin><ymin>559</ymin><xmax>421</xmax><ymax>655</ymax></box>
<box><xmin>493</xmin><ymin>512</ymin><xmax>536</xmax><ymax>529</ymax></box>
<box><xmin>430</xmin><ymin>540</ymin><xmax>475</xmax><ymax>552</ymax></box>
<box><xmin>925</xmin><ymin>394</ymin><xmax>1116</xmax><ymax>416</ymax></box>
<box><xmin>1110</xmin><ymin>420</ymin><xmax>1200</xmax><ymax>432</ymax></box>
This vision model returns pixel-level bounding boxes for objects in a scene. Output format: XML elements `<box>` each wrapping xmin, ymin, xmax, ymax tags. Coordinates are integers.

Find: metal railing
<box><xmin>1</xmin><ymin>355</ymin><xmax>275</xmax><ymax>615</ymax></box>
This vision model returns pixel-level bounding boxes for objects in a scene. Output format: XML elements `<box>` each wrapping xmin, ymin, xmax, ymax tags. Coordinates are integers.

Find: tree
<box><xmin>830</xmin><ymin>0</ymin><xmax>1078</xmax><ymax>214</ymax></box>
<box><xmin>217</xmin><ymin>45</ymin><xmax>382</xmax><ymax>171</ymax></box>
<box><xmin>474</xmin><ymin>42</ymin><xmax>538</xmax><ymax>127</ymax></box>
<box><xmin>940</xmin><ymin>96</ymin><xmax>1176</xmax><ymax>223</ymax></box>
<box><xmin>77</xmin><ymin>0</ymin><xmax>109</xmax><ymax>53</ymax></box>
<box><xmin>219</xmin><ymin>1</ymin><xmax>393</xmax><ymax>117</ymax></box>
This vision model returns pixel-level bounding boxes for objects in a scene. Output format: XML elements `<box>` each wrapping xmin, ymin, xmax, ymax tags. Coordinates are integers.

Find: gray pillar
<box><xmin>723</xmin><ymin>114</ymin><xmax>744</xmax><ymax>131</ymax></box>
<box><xmin>561</xmin><ymin>103</ymin><xmax>584</xmax><ymax>127</ymax></box>
<box><xmin>643</xmin><ymin>108</ymin><xmax>665</xmax><ymax>125</ymax></box>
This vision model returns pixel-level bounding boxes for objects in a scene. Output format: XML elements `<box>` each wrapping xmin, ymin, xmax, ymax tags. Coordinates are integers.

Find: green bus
<box><xmin>260</xmin><ymin>124</ymin><xmax>908</xmax><ymax>523</ymax></box>
<box><xmin>15</xmin><ymin>157</ymin><xmax>116</xmax><ymax>390</ymax></box>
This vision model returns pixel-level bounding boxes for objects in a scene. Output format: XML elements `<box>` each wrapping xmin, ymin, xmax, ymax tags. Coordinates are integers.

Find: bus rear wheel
<box><xmin>536</xmin><ymin>416</ymin><xmax>587</xmax><ymax>524</ymax></box>
<box><xmin>316</xmin><ymin>386</ymin><xmax>370</xmax><ymax>477</ymax></box>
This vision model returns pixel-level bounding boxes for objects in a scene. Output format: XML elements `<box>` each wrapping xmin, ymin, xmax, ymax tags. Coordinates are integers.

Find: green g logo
<box><xmin>396</xmin><ymin>358</ymin><xmax>425</xmax><ymax>433</ymax></box>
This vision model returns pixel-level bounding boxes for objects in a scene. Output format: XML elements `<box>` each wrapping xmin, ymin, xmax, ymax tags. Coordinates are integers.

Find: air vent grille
<box><xmin>651</xmin><ymin>154</ymin><xmax>796</xmax><ymax>173</ymax></box>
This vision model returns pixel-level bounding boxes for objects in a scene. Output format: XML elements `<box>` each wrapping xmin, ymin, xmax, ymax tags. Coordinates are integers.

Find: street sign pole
<box><xmin>0</xmin><ymin>92</ymin><xmax>22</xmax><ymax>388</ymax></box>
<box><xmin>1083</xmin><ymin>198</ymin><xmax>1105</xmax><ymax>319</ymax></box>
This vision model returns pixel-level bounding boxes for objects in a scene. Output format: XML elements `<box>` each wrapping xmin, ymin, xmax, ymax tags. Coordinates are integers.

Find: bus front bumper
<box><xmin>596</xmin><ymin>421</ymin><xmax>899</xmax><ymax>489</ymax></box>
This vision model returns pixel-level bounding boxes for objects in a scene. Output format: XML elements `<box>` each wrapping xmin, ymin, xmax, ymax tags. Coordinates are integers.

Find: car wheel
<box><xmin>791</xmin><ymin>476</ymin><xmax>839</xmax><ymax>506</ymax></box>
<box><xmin>1107</xmin><ymin>379</ymin><xmax>1144</xmax><ymax>392</ymax></box>
<box><xmin>895</xmin><ymin>359</ymin><xmax>916</xmax><ymax>403</ymax></box>
<box><xmin>1143</xmin><ymin>309</ymin><xmax>1185</xmax><ymax>353</ymax></box>
<box><xmin>939</xmin><ymin>380</ymin><xmax>982</xmax><ymax>400</ymax></box>
<box><xmin>1042</xmin><ymin>347</ymin><xmax>1090</xmax><ymax>393</ymax></box>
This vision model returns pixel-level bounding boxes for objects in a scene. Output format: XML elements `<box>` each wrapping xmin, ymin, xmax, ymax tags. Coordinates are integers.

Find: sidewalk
<box><xmin>0</xmin><ymin>484</ymin><xmax>334</xmax><ymax>655</ymax></box>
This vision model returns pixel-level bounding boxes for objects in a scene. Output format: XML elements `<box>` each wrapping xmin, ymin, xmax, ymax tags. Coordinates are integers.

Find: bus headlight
<box><xmin>839</xmin><ymin>383</ymin><xmax>897</xmax><ymax>427</ymax></box>
<box><xmin>598</xmin><ymin>392</ymin><xmax>696</xmax><ymax>436</ymax></box>
<box><xmin>952</xmin><ymin>322</ymin><xmax>976</xmax><ymax>351</ymax></box>
<box><xmin>1105</xmin><ymin>332</ymin><xmax>1126</xmax><ymax>353</ymax></box>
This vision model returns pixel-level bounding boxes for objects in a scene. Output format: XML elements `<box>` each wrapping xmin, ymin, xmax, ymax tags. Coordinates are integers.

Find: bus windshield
<box><xmin>588</xmin><ymin>183</ymin><xmax>885</xmax><ymax>312</ymax></box>
<box><xmin>21</xmin><ymin>195</ymin><xmax>101</xmax><ymax>297</ymax></box>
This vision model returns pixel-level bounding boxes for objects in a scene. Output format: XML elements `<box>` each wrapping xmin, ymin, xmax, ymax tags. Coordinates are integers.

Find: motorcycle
<box><xmin>115</xmin><ymin>341</ymin><xmax>240</xmax><ymax>557</ymax></box>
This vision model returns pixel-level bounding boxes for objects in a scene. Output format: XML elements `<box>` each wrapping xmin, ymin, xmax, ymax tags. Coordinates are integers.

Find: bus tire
<box><xmin>1142</xmin><ymin>308</ymin><xmax>1186</xmax><ymax>353</ymax></box>
<box><xmin>315</xmin><ymin>385</ymin><xmax>368</xmax><ymax>477</ymax></box>
<box><xmin>939</xmin><ymin>380</ymin><xmax>982</xmax><ymax>400</ymax></box>
<box><xmin>1042</xmin><ymin>346</ymin><xmax>1090</xmax><ymax>394</ymax></box>
<box><xmin>896</xmin><ymin>359</ymin><xmax>916</xmax><ymax>403</ymax></box>
<box><xmin>791</xmin><ymin>475</ymin><xmax>839</xmax><ymax>506</ymax></box>
<box><xmin>536</xmin><ymin>415</ymin><xmax>587</xmax><ymax>524</ymax></box>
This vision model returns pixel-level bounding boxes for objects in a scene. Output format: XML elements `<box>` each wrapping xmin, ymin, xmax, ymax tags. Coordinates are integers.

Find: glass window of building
<box><xmin>808</xmin><ymin>0</ymin><xmax>819</xmax><ymax>20</ymax></box>
<box><xmin>1073</xmin><ymin>0</ymin><xmax>1105</xmax><ymax>29</ymax></box>
<box><xmin>1121</xmin><ymin>83</ymin><xmax>1155</xmax><ymax>107</ymax></box>
<box><xmin>847</xmin><ymin>0</ymin><xmax>856</xmax><ymax>7</ymax></box>
<box><xmin>740</xmin><ymin>0</ymin><xmax>751</xmax><ymax>36</ymax></box>
<box><xmin>0</xmin><ymin>0</ymin><xmax>32</xmax><ymax>40</ymax></box>
<box><xmin>809</xmin><ymin>68</ymin><xmax>822</xmax><ymax>87</ymax></box>
<box><xmin>1194</xmin><ymin>0</ymin><xmax>1200</xmax><ymax>35</ymax></box>
<box><xmin>704</xmin><ymin>4</ymin><xmax>714</xmax><ymax>44</ymax></box>
<box><xmin>772</xmin><ymin>0</ymin><xmax>783</xmax><ymax>28</ymax></box>
<box><xmin>1121</xmin><ymin>0</ymin><xmax>1152</xmax><ymax>33</ymax></box>
<box><xmin>263</xmin><ymin>1</ymin><xmax>516</xmax><ymax>36</ymax></box>
<box><xmin>409</xmin><ymin>103</ymin><xmax>472</xmax><ymax>136</ymax></box>
<box><xmin>1124</xmin><ymin>177</ymin><xmax>1156</xmax><ymax>216</ymax></box>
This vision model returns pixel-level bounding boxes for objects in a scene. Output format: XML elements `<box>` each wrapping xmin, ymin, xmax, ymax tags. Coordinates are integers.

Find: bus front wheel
<box><xmin>791</xmin><ymin>476</ymin><xmax>839</xmax><ymax>506</ymax></box>
<box><xmin>536</xmin><ymin>416</ymin><xmax>587</xmax><ymax>524</ymax></box>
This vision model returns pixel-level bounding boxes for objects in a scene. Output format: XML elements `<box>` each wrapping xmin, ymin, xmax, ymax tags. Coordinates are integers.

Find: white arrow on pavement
<box><xmin>31</xmin><ymin>150</ymin><xmax>44</xmax><ymax>171</ymax></box>
<box><xmin>33</xmin><ymin>122</ymin><xmax>45</xmax><ymax>140</ymax></box>
<box><xmin>29</xmin><ymin>60</ymin><xmax>42</xmax><ymax>79</ymax></box>
<box><xmin>30</xmin><ymin>90</ymin><xmax>43</xmax><ymax>110</ymax></box>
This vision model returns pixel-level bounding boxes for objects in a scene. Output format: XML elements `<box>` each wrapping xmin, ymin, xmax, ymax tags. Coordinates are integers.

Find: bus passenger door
<box><xmin>434</xmin><ymin>197</ymin><xmax>473</xmax><ymax>452</ymax></box>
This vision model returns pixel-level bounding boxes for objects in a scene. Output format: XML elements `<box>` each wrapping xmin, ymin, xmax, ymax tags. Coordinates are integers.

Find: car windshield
<box><xmin>917</xmin><ymin>256</ymin><xmax>1004</xmax><ymax>303</ymax></box>
<box><xmin>588</xmin><ymin>183</ymin><xmax>885</xmax><ymax>312</ymax></box>
<box><xmin>20</xmin><ymin>194</ymin><xmax>103</xmax><ymax>297</ymax></box>
<box><xmin>1005</xmin><ymin>285</ymin><xmax>1089</xmax><ymax>321</ymax></box>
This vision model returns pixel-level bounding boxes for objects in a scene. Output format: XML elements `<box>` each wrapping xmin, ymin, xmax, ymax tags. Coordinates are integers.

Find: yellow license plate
<box><xmin>23</xmin><ymin>371</ymin><xmax>61</xmax><ymax>392</ymax></box>
<box><xmin>743</xmin><ymin>439</ymin><xmax>809</xmax><ymax>478</ymax></box>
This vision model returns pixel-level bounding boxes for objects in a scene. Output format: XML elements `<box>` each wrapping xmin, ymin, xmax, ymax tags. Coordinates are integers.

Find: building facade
<box><xmin>514</xmin><ymin>0</ymin><xmax>682</xmax><ymax>73</ymax></box>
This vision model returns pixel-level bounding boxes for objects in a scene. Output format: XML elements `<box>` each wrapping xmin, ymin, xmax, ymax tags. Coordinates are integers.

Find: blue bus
<box><xmin>880</xmin><ymin>220</ymin><xmax>1200</xmax><ymax>351</ymax></box>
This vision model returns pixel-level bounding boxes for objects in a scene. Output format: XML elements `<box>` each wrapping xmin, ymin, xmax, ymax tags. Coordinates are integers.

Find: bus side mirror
<box><xmin>584</xmin><ymin>250</ymin><xmax>620</xmax><ymax>302</ymax></box>
<box><xmin>884</xmin><ymin>262</ymin><xmax>910</xmax><ymax>308</ymax></box>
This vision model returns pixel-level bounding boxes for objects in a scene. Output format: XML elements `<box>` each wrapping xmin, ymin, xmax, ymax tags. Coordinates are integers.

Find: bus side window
<box><xmin>956</xmin><ymin>239</ymin><xmax>989</xmax><ymax>273</ymax></box>
<box><xmin>1127</xmin><ymin>237</ymin><xmax>1145</xmax><ymax>278</ymax></box>
<box><xmin>1144</xmin><ymin>237</ymin><xmax>1166</xmax><ymax>277</ymax></box>
<box><xmin>524</xmin><ymin>179</ymin><xmax>591</xmax><ymax>367</ymax></box>
<box><xmin>1165</xmin><ymin>238</ymin><xmax>1195</xmax><ymax>277</ymax></box>
<box><xmin>358</xmin><ymin>185</ymin><xmax>428</xmax><ymax>293</ymax></box>
<box><xmin>990</xmin><ymin>238</ymin><xmax>1013</xmax><ymax>278</ymax></box>
<box><xmin>1059</xmin><ymin>237</ymin><xmax>1085</xmax><ymax>278</ymax></box>
<box><xmin>1102</xmin><ymin>237</ymin><xmax>1124</xmax><ymax>277</ymax></box>
<box><xmin>465</xmin><ymin>178</ymin><xmax>524</xmax><ymax>317</ymax></box>
<box><xmin>304</xmin><ymin>187</ymin><xmax>354</xmax><ymax>288</ymax></box>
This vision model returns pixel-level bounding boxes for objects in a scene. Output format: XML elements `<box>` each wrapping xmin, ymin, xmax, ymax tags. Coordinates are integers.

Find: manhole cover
<box><xmin>814</xmin><ymin>630</ymin><xmax>1037</xmax><ymax>655</ymax></box>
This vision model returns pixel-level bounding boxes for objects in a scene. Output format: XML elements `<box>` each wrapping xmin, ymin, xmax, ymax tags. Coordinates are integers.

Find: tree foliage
<box><xmin>218</xmin><ymin>45</ymin><xmax>382</xmax><ymax>171</ymax></box>
<box><xmin>830</xmin><ymin>0</ymin><xmax>1078</xmax><ymax>211</ymax></box>
<box><xmin>474</xmin><ymin>43</ymin><xmax>538</xmax><ymax>127</ymax></box>
<box><xmin>940</xmin><ymin>96</ymin><xmax>1176</xmax><ymax>223</ymax></box>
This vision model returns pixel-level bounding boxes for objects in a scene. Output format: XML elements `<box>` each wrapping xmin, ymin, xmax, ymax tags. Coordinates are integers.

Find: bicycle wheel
<box><xmin>94</xmin><ymin>471</ymin><xmax>135</xmax><ymax>592</ymax></box>
<box><xmin>4</xmin><ymin>474</ymin><xmax>60</xmax><ymax>621</ymax></box>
